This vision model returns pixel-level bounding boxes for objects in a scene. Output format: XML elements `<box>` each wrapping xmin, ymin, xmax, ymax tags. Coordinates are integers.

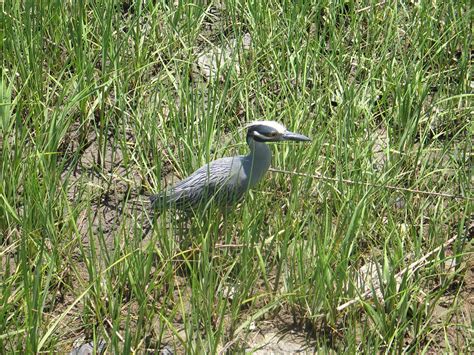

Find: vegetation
<box><xmin>1</xmin><ymin>0</ymin><xmax>472</xmax><ymax>353</ymax></box>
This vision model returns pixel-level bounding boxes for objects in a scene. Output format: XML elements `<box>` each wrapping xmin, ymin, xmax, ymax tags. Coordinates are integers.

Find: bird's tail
<box><xmin>149</xmin><ymin>191</ymin><xmax>173</xmax><ymax>210</ymax></box>
<box><xmin>150</xmin><ymin>188</ymin><xmax>183</xmax><ymax>210</ymax></box>
<box><xmin>149</xmin><ymin>193</ymin><xmax>164</xmax><ymax>210</ymax></box>
<box><xmin>149</xmin><ymin>194</ymin><xmax>159</xmax><ymax>207</ymax></box>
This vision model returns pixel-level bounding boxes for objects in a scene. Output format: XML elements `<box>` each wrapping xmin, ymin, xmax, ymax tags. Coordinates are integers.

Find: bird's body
<box><xmin>151</xmin><ymin>121</ymin><xmax>310</xmax><ymax>212</ymax></box>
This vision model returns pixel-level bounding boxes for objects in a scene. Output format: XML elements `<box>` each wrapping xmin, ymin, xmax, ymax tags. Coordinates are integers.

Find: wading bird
<box><xmin>150</xmin><ymin>121</ymin><xmax>311</xmax><ymax>212</ymax></box>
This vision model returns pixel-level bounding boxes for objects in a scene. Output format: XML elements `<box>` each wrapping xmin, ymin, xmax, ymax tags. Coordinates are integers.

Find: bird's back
<box><xmin>151</xmin><ymin>156</ymin><xmax>249</xmax><ymax>211</ymax></box>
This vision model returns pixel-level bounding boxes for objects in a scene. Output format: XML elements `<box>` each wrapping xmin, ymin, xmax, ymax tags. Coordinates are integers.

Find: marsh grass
<box><xmin>1</xmin><ymin>0</ymin><xmax>472</xmax><ymax>353</ymax></box>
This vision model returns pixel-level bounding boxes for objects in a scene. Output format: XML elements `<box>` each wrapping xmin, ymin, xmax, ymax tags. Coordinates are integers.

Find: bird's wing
<box><xmin>151</xmin><ymin>156</ymin><xmax>245</xmax><ymax>209</ymax></box>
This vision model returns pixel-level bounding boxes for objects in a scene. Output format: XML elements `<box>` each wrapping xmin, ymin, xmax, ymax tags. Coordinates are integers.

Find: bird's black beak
<box><xmin>282</xmin><ymin>131</ymin><xmax>311</xmax><ymax>142</ymax></box>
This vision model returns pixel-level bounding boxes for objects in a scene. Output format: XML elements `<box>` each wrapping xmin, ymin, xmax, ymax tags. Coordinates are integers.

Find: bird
<box><xmin>150</xmin><ymin>121</ymin><xmax>311</xmax><ymax>212</ymax></box>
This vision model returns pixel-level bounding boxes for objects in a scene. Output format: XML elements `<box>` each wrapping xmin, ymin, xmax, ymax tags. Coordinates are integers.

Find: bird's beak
<box><xmin>282</xmin><ymin>131</ymin><xmax>311</xmax><ymax>142</ymax></box>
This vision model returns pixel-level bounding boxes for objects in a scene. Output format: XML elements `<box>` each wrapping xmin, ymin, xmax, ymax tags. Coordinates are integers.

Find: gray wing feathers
<box><xmin>150</xmin><ymin>157</ymin><xmax>247</xmax><ymax>210</ymax></box>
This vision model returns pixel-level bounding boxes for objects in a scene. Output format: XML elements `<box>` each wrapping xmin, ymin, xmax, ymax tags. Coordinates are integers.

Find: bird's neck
<box><xmin>247</xmin><ymin>137</ymin><xmax>272</xmax><ymax>161</ymax></box>
<box><xmin>245</xmin><ymin>137</ymin><xmax>272</xmax><ymax>186</ymax></box>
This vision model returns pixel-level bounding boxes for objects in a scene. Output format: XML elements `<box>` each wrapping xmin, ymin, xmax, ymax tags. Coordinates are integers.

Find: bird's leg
<box><xmin>217</xmin><ymin>211</ymin><xmax>231</xmax><ymax>245</ymax></box>
<box><xmin>175</xmin><ymin>211</ymin><xmax>192</xmax><ymax>244</ymax></box>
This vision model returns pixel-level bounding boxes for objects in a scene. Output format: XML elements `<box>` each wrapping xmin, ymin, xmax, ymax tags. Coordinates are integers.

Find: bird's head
<box><xmin>246</xmin><ymin>121</ymin><xmax>311</xmax><ymax>143</ymax></box>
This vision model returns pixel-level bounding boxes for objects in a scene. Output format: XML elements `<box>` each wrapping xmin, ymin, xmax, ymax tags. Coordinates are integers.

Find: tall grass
<box><xmin>1</xmin><ymin>0</ymin><xmax>472</xmax><ymax>352</ymax></box>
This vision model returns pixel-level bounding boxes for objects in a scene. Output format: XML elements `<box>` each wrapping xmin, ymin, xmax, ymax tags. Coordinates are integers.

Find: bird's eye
<box><xmin>267</xmin><ymin>132</ymin><xmax>277</xmax><ymax>137</ymax></box>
